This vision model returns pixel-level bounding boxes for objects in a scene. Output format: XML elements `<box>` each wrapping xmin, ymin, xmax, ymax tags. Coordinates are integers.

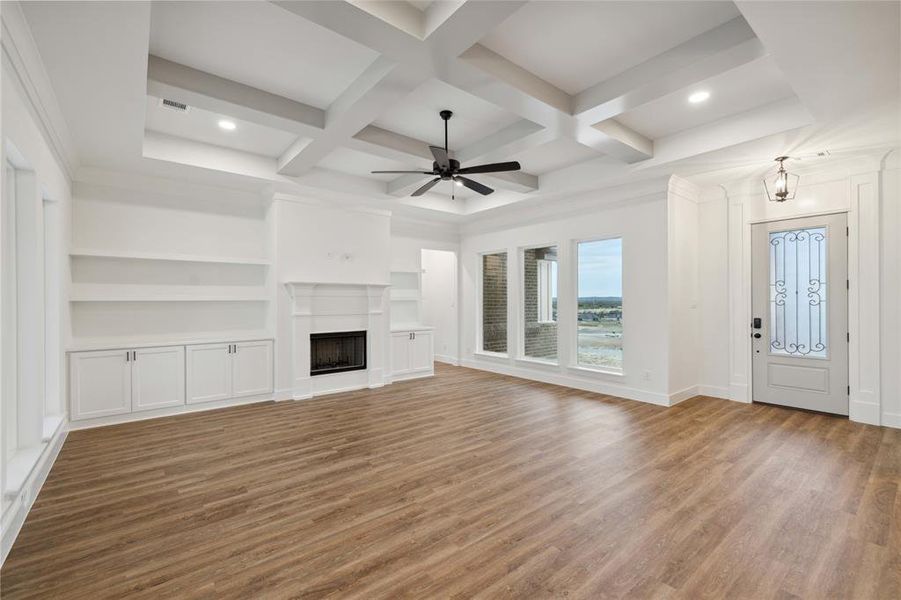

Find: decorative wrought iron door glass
<box><xmin>769</xmin><ymin>227</ymin><xmax>827</xmax><ymax>357</ymax></box>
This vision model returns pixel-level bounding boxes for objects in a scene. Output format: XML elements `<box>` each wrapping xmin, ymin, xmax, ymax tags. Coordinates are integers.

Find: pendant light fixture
<box><xmin>764</xmin><ymin>156</ymin><xmax>799</xmax><ymax>202</ymax></box>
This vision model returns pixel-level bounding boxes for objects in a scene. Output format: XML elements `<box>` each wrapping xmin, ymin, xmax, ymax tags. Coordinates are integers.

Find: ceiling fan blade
<box><xmin>371</xmin><ymin>170</ymin><xmax>435</xmax><ymax>174</ymax></box>
<box><xmin>456</xmin><ymin>161</ymin><xmax>521</xmax><ymax>175</ymax></box>
<box><xmin>411</xmin><ymin>177</ymin><xmax>441</xmax><ymax>196</ymax></box>
<box><xmin>456</xmin><ymin>176</ymin><xmax>494</xmax><ymax>195</ymax></box>
<box><xmin>429</xmin><ymin>146</ymin><xmax>450</xmax><ymax>170</ymax></box>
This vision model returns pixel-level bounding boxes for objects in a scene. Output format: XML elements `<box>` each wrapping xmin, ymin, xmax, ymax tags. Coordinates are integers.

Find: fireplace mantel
<box><xmin>283</xmin><ymin>282</ymin><xmax>389</xmax><ymax>399</ymax></box>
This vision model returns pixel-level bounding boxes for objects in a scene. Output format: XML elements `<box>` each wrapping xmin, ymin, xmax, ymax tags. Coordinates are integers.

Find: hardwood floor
<box><xmin>2</xmin><ymin>364</ymin><xmax>899</xmax><ymax>599</ymax></box>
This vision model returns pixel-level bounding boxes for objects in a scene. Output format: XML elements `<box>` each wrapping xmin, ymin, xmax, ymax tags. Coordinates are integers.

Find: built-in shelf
<box><xmin>69</xmin><ymin>284</ymin><xmax>270</xmax><ymax>303</ymax></box>
<box><xmin>390</xmin><ymin>289</ymin><xmax>421</xmax><ymax>301</ymax></box>
<box><xmin>69</xmin><ymin>248</ymin><xmax>271</xmax><ymax>266</ymax></box>
<box><xmin>3</xmin><ymin>444</ymin><xmax>46</xmax><ymax>497</ymax></box>
<box><xmin>70</xmin><ymin>295</ymin><xmax>270</xmax><ymax>302</ymax></box>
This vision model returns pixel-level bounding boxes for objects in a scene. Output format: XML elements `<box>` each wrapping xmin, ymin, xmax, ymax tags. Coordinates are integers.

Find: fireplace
<box><xmin>310</xmin><ymin>330</ymin><xmax>367</xmax><ymax>376</ymax></box>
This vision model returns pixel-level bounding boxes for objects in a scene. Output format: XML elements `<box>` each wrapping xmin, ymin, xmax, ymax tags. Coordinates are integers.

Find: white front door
<box><xmin>751</xmin><ymin>214</ymin><xmax>849</xmax><ymax>415</ymax></box>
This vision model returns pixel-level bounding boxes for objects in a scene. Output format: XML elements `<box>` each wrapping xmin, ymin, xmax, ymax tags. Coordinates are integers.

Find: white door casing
<box><xmin>751</xmin><ymin>213</ymin><xmax>849</xmax><ymax>415</ymax></box>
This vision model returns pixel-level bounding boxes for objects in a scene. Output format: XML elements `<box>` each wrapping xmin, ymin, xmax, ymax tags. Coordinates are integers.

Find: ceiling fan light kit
<box><xmin>371</xmin><ymin>110</ymin><xmax>522</xmax><ymax>198</ymax></box>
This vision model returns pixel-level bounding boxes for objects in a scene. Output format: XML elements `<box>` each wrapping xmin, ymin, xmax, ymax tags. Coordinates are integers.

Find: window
<box><xmin>577</xmin><ymin>238</ymin><xmax>622</xmax><ymax>371</ymax></box>
<box><xmin>481</xmin><ymin>252</ymin><xmax>507</xmax><ymax>353</ymax></box>
<box><xmin>523</xmin><ymin>246</ymin><xmax>557</xmax><ymax>361</ymax></box>
<box><xmin>769</xmin><ymin>227</ymin><xmax>827</xmax><ymax>357</ymax></box>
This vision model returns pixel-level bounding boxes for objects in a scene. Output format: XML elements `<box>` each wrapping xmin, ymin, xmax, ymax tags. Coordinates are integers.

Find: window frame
<box><xmin>476</xmin><ymin>249</ymin><xmax>509</xmax><ymax>357</ymax></box>
<box><xmin>518</xmin><ymin>243</ymin><xmax>560</xmax><ymax>365</ymax></box>
<box><xmin>572</xmin><ymin>235</ymin><xmax>624</xmax><ymax>375</ymax></box>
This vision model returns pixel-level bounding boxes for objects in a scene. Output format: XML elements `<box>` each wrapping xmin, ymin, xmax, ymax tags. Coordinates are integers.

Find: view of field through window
<box><xmin>577</xmin><ymin>238</ymin><xmax>623</xmax><ymax>370</ymax></box>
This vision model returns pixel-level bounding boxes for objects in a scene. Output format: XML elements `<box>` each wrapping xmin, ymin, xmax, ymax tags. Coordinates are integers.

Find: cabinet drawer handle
<box><xmin>126</xmin><ymin>351</ymin><xmax>130</xmax><ymax>362</ymax></box>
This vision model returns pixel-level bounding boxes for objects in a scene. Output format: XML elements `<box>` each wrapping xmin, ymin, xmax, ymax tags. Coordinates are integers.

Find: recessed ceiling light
<box><xmin>688</xmin><ymin>91</ymin><xmax>710</xmax><ymax>104</ymax></box>
<box><xmin>218</xmin><ymin>119</ymin><xmax>236</xmax><ymax>131</ymax></box>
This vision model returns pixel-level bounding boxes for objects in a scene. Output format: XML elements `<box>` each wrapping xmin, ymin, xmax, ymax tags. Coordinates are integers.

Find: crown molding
<box><xmin>1</xmin><ymin>1</ymin><xmax>78</xmax><ymax>179</ymax></box>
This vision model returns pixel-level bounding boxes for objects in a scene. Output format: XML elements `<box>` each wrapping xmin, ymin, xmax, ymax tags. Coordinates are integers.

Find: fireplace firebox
<box><xmin>310</xmin><ymin>330</ymin><xmax>367</xmax><ymax>376</ymax></box>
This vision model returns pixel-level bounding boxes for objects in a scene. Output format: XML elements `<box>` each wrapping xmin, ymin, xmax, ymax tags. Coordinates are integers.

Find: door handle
<box><xmin>752</xmin><ymin>317</ymin><xmax>762</xmax><ymax>329</ymax></box>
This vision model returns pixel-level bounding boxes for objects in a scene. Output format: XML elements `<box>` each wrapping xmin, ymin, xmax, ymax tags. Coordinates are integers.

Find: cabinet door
<box><xmin>132</xmin><ymin>346</ymin><xmax>185</xmax><ymax>412</ymax></box>
<box><xmin>70</xmin><ymin>349</ymin><xmax>132</xmax><ymax>420</ymax></box>
<box><xmin>186</xmin><ymin>343</ymin><xmax>231</xmax><ymax>404</ymax></box>
<box><xmin>410</xmin><ymin>331</ymin><xmax>434</xmax><ymax>372</ymax></box>
<box><xmin>390</xmin><ymin>332</ymin><xmax>412</xmax><ymax>375</ymax></box>
<box><xmin>232</xmin><ymin>340</ymin><xmax>273</xmax><ymax>398</ymax></box>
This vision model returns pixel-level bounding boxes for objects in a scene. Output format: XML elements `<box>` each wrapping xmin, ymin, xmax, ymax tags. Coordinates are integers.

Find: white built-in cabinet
<box><xmin>69</xmin><ymin>339</ymin><xmax>273</xmax><ymax>423</ymax></box>
<box><xmin>70</xmin><ymin>346</ymin><xmax>185</xmax><ymax>420</ymax></box>
<box><xmin>186</xmin><ymin>340</ymin><xmax>273</xmax><ymax>404</ymax></box>
<box><xmin>390</xmin><ymin>328</ymin><xmax>434</xmax><ymax>381</ymax></box>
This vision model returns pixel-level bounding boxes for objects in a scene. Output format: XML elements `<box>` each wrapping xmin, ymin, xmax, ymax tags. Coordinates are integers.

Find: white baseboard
<box><xmin>434</xmin><ymin>354</ymin><xmax>459</xmax><ymax>366</ymax></box>
<box><xmin>460</xmin><ymin>358</ymin><xmax>671</xmax><ymax>406</ymax></box>
<box><xmin>668</xmin><ymin>386</ymin><xmax>699</xmax><ymax>406</ymax></box>
<box><xmin>882</xmin><ymin>412</ymin><xmax>901</xmax><ymax>429</ymax></box>
<box><xmin>850</xmin><ymin>400</ymin><xmax>881</xmax><ymax>426</ymax></box>
<box><xmin>1</xmin><ymin>420</ymin><xmax>68</xmax><ymax>566</ymax></box>
<box><xmin>697</xmin><ymin>384</ymin><xmax>731</xmax><ymax>400</ymax></box>
<box><xmin>68</xmin><ymin>392</ymin><xmax>277</xmax><ymax>430</ymax></box>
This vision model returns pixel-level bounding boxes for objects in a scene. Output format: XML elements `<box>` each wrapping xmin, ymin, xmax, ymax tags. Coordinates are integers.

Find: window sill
<box><xmin>43</xmin><ymin>414</ymin><xmax>64</xmax><ymax>441</ymax></box>
<box><xmin>567</xmin><ymin>365</ymin><xmax>624</xmax><ymax>378</ymax></box>
<box><xmin>474</xmin><ymin>350</ymin><xmax>509</xmax><ymax>360</ymax></box>
<box><xmin>515</xmin><ymin>356</ymin><xmax>558</xmax><ymax>367</ymax></box>
<box><xmin>4</xmin><ymin>444</ymin><xmax>47</xmax><ymax>497</ymax></box>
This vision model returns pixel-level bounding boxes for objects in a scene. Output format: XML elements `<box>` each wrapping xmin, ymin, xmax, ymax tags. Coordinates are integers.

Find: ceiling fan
<box><xmin>370</xmin><ymin>110</ymin><xmax>521</xmax><ymax>198</ymax></box>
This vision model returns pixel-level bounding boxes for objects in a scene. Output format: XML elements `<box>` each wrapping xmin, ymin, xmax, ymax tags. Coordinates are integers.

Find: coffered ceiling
<box><xmin>18</xmin><ymin>1</ymin><xmax>901</xmax><ymax>223</ymax></box>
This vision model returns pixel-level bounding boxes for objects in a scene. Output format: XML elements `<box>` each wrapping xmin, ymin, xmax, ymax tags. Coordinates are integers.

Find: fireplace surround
<box><xmin>284</xmin><ymin>282</ymin><xmax>389</xmax><ymax>399</ymax></box>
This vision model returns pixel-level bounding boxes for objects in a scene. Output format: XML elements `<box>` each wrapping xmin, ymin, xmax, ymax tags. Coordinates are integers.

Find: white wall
<box><xmin>459</xmin><ymin>187</ymin><xmax>672</xmax><ymax>405</ymax></box>
<box><xmin>879</xmin><ymin>155</ymin><xmax>900</xmax><ymax>427</ymax></box>
<box><xmin>696</xmin><ymin>191</ymin><xmax>730</xmax><ymax>397</ymax></box>
<box><xmin>666</xmin><ymin>177</ymin><xmax>701</xmax><ymax>400</ymax></box>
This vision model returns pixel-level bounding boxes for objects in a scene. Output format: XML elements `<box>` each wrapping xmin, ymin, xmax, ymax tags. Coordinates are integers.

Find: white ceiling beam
<box><xmin>146</xmin><ymin>55</ymin><xmax>324</xmax><ymax>135</ymax></box>
<box><xmin>479</xmin><ymin>170</ymin><xmax>539</xmax><ymax>194</ymax></box>
<box><xmin>588</xmin><ymin>119</ymin><xmax>654</xmax><ymax>163</ymax></box>
<box><xmin>456</xmin><ymin>120</ymin><xmax>556</xmax><ymax>166</ymax></box>
<box><xmin>277</xmin><ymin>57</ymin><xmax>425</xmax><ymax>176</ymax></box>
<box><xmin>273</xmin><ymin>1</ymin><xmax>530</xmax><ymax>177</ymax></box>
<box><xmin>573</xmin><ymin>17</ymin><xmax>765</xmax><ymax>124</ymax></box>
<box><xmin>350</xmin><ymin>125</ymin><xmax>434</xmax><ymax>162</ymax></box>
<box><xmin>445</xmin><ymin>56</ymin><xmax>653</xmax><ymax>163</ymax></box>
<box><xmin>387</xmin><ymin>173</ymin><xmax>433</xmax><ymax>196</ymax></box>
<box><xmin>272</xmin><ymin>1</ymin><xmax>429</xmax><ymax>68</ymax></box>
<box><xmin>457</xmin><ymin>44</ymin><xmax>571</xmax><ymax>114</ymax></box>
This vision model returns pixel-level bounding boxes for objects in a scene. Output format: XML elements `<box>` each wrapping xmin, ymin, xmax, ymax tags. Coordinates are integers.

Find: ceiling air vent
<box><xmin>160</xmin><ymin>98</ymin><xmax>189</xmax><ymax>112</ymax></box>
